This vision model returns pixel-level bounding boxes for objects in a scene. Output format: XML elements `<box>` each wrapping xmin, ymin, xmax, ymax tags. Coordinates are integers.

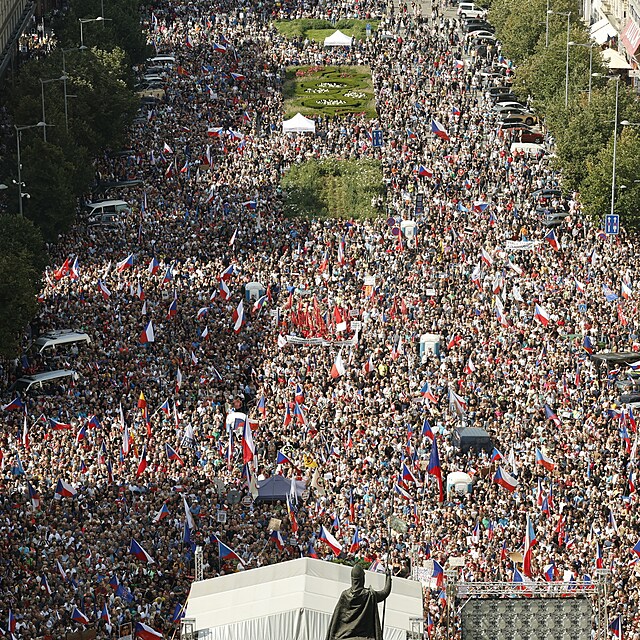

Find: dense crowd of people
<box><xmin>1</xmin><ymin>0</ymin><xmax>639</xmax><ymax>637</ymax></box>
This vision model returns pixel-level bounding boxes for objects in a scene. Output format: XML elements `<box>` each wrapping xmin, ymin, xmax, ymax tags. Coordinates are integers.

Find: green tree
<box><xmin>0</xmin><ymin>216</ymin><xmax>44</xmax><ymax>358</ymax></box>
<box><xmin>53</xmin><ymin>0</ymin><xmax>150</xmax><ymax>65</ymax></box>
<box><xmin>580</xmin><ymin>129</ymin><xmax>640</xmax><ymax>229</ymax></box>
<box><xmin>21</xmin><ymin>138</ymin><xmax>77</xmax><ymax>242</ymax></box>
<box><xmin>546</xmin><ymin>84</ymin><xmax>640</xmax><ymax>190</ymax></box>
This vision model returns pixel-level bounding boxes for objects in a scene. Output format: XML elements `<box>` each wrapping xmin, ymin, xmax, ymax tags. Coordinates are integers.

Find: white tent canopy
<box><xmin>185</xmin><ymin>557</ymin><xmax>423</xmax><ymax>640</ymax></box>
<box><xmin>282</xmin><ymin>112</ymin><xmax>316</xmax><ymax>133</ymax></box>
<box><xmin>589</xmin><ymin>17</ymin><xmax>617</xmax><ymax>45</ymax></box>
<box><xmin>324</xmin><ymin>30</ymin><xmax>353</xmax><ymax>47</ymax></box>
<box><xmin>600</xmin><ymin>47</ymin><xmax>632</xmax><ymax>70</ymax></box>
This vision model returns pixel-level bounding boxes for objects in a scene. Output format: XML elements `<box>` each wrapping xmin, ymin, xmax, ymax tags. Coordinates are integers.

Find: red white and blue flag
<box><xmin>129</xmin><ymin>538</ymin><xmax>155</xmax><ymax>564</ymax></box>
<box><xmin>319</xmin><ymin>525</ymin><xmax>343</xmax><ymax>555</ymax></box>
<box><xmin>431</xmin><ymin>119</ymin><xmax>450</xmax><ymax>141</ymax></box>
<box><xmin>135</xmin><ymin>622</ymin><xmax>164</xmax><ymax>639</ymax></box>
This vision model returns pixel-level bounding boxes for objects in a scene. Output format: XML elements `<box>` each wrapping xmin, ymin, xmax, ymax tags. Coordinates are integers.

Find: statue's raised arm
<box><xmin>325</xmin><ymin>565</ymin><xmax>392</xmax><ymax>640</ymax></box>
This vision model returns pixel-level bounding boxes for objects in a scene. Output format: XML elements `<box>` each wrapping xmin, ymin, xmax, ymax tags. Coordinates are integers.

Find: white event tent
<box><xmin>282</xmin><ymin>112</ymin><xmax>316</xmax><ymax>133</ymax></box>
<box><xmin>323</xmin><ymin>30</ymin><xmax>353</xmax><ymax>47</ymax></box>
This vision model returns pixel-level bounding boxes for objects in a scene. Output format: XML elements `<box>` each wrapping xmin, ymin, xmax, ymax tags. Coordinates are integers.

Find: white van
<box><xmin>10</xmin><ymin>369</ymin><xmax>77</xmax><ymax>393</ymax></box>
<box><xmin>85</xmin><ymin>200</ymin><xmax>131</xmax><ymax>218</ymax></box>
<box><xmin>35</xmin><ymin>330</ymin><xmax>91</xmax><ymax>353</ymax></box>
<box><xmin>146</xmin><ymin>55</ymin><xmax>176</xmax><ymax>67</ymax></box>
<box><xmin>458</xmin><ymin>2</ymin><xmax>487</xmax><ymax>19</ymax></box>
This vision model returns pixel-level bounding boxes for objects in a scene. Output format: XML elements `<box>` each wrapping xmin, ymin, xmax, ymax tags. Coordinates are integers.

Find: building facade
<box><xmin>0</xmin><ymin>0</ymin><xmax>35</xmax><ymax>77</ymax></box>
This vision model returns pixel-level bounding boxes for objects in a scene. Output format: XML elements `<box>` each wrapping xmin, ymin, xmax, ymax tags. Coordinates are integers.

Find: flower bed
<box><xmin>283</xmin><ymin>65</ymin><xmax>376</xmax><ymax>118</ymax></box>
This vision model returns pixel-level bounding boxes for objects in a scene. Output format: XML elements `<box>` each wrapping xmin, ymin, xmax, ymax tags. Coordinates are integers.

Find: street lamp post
<box><xmin>545</xmin><ymin>1</ymin><xmax>550</xmax><ymax>48</ymax></box>
<box><xmin>14</xmin><ymin>123</ymin><xmax>46</xmax><ymax>216</ymax></box>
<box><xmin>568</xmin><ymin>41</ymin><xmax>597</xmax><ymax>103</ymax></box>
<box><xmin>61</xmin><ymin>48</ymin><xmax>83</xmax><ymax>132</ymax></box>
<box><xmin>79</xmin><ymin>17</ymin><xmax>112</xmax><ymax>49</ymax></box>
<box><xmin>39</xmin><ymin>76</ymin><xmax>67</xmax><ymax>142</ymax></box>
<box><xmin>548</xmin><ymin>11</ymin><xmax>571</xmax><ymax>107</ymax></box>
<box><xmin>610</xmin><ymin>75</ymin><xmax>621</xmax><ymax>220</ymax></box>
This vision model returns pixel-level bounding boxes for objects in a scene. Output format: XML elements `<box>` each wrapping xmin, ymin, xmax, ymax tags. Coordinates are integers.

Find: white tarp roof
<box><xmin>324</xmin><ymin>30</ymin><xmax>353</xmax><ymax>47</ymax></box>
<box><xmin>282</xmin><ymin>112</ymin><xmax>316</xmax><ymax>133</ymax></box>
<box><xmin>185</xmin><ymin>557</ymin><xmax>423</xmax><ymax>640</ymax></box>
<box><xmin>600</xmin><ymin>47</ymin><xmax>632</xmax><ymax>69</ymax></box>
<box><xmin>590</xmin><ymin>17</ymin><xmax>617</xmax><ymax>45</ymax></box>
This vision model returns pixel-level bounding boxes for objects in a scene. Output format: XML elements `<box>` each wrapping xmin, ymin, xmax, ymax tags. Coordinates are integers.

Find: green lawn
<box><xmin>283</xmin><ymin>65</ymin><xmax>376</xmax><ymax>118</ymax></box>
<box><xmin>274</xmin><ymin>19</ymin><xmax>380</xmax><ymax>42</ymax></box>
<box><xmin>281</xmin><ymin>158</ymin><xmax>384</xmax><ymax>220</ymax></box>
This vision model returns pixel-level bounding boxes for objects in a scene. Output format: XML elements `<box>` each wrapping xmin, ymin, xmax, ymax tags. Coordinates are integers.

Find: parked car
<box><xmin>492</xmin><ymin>101</ymin><xmax>529</xmax><ymax>111</ymax></box>
<box><xmin>509</xmin><ymin>127</ymin><xmax>545</xmax><ymax>144</ymax></box>
<box><xmin>501</xmin><ymin>113</ymin><xmax>539</xmax><ymax>126</ymax></box>
<box><xmin>462</xmin><ymin>20</ymin><xmax>495</xmax><ymax>33</ymax></box>
<box><xmin>457</xmin><ymin>2</ymin><xmax>487</xmax><ymax>19</ymax></box>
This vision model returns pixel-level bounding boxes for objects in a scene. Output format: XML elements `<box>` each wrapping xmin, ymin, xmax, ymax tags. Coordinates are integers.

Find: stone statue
<box><xmin>325</xmin><ymin>565</ymin><xmax>392</xmax><ymax>640</ymax></box>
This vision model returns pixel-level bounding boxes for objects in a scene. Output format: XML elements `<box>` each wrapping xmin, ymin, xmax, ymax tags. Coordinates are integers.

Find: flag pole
<box><xmin>381</xmin><ymin>483</ymin><xmax>394</xmax><ymax>633</ymax></box>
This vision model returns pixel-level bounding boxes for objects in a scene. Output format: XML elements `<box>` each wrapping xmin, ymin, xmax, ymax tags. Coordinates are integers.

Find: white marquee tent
<box><xmin>282</xmin><ymin>113</ymin><xmax>316</xmax><ymax>133</ymax></box>
<box><xmin>184</xmin><ymin>557</ymin><xmax>423</xmax><ymax>640</ymax></box>
<box><xmin>323</xmin><ymin>29</ymin><xmax>353</xmax><ymax>47</ymax></box>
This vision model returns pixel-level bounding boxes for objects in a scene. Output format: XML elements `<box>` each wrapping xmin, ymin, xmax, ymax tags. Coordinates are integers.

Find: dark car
<box><xmin>512</xmin><ymin>127</ymin><xmax>545</xmax><ymax>144</ymax></box>
<box><xmin>462</xmin><ymin>19</ymin><xmax>495</xmax><ymax>33</ymax></box>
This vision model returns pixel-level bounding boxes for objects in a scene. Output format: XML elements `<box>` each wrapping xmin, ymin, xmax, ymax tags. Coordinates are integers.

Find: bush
<box><xmin>282</xmin><ymin>159</ymin><xmax>384</xmax><ymax>219</ymax></box>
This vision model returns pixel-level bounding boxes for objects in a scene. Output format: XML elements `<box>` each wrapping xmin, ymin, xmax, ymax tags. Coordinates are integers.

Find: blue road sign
<box><xmin>372</xmin><ymin>130</ymin><xmax>383</xmax><ymax>148</ymax></box>
<box><xmin>605</xmin><ymin>214</ymin><xmax>620</xmax><ymax>235</ymax></box>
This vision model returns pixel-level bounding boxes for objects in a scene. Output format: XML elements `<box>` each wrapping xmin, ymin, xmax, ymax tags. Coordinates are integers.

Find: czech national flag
<box><xmin>427</xmin><ymin>437</ymin><xmax>444</xmax><ymax>502</ymax></box>
<box><xmin>349</xmin><ymin>527</ymin><xmax>361</xmax><ymax>554</ymax></box>
<box><xmin>493</xmin><ymin>466</ymin><xmax>518</xmax><ymax>492</ymax></box>
<box><xmin>543</xmin><ymin>562</ymin><xmax>556</xmax><ymax>581</ymax></box>
<box><xmin>55</xmin><ymin>479</ymin><xmax>77</xmax><ymax>498</ymax></box>
<box><xmin>135</xmin><ymin>622</ymin><xmax>164</xmax><ymax>639</ymax></box>
<box><xmin>491</xmin><ymin>447</ymin><xmax>502</xmax><ymax>462</ymax></box>
<box><xmin>270</xmin><ymin>529</ymin><xmax>285</xmax><ymax>550</ymax></box>
<box><xmin>609</xmin><ymin>615</ymin><xmax>622</xmax><ymax>638</ymax></box>
<box><xmin>544</xmin><ymin>229</ymin><xmax>559</xmax><ymax>251</ymax></box>
<box><xmin>257</xmin><ymin>394</ymin><xmax>267</xmax><ymax>417</ymax></box>
<box><xmin>319</xmin><ymin>525</ymin><xmax>343</xmax><ymax>555</ymax></box>
<box><xmin>534</xmin><ymin>304</ymin><xmax>550</xmax><ymax>327</ymax></box>
<box><xmin>422</xmin><ymin>419</ymin><xmax>434</xmax><ymax>441</ymax></box>
<box><xmin>165</xmin><ymin>443</ymin><xmax>184</xmax><ymax>465</ymax></box>
<box><xmin>544</xmin><ymin>404</ymin><xmax>562</xmax><ymax>427</ymax></box>
<box><xmin>153</xmin><ymin>503</ymin><xmax>170</xmax><ymax>523</ymax></box>
<box><xmin>3</xmin><ymin>397</ymin><xmax>25</xmax><ymax>411</ymax></box>
<box><xmin>417</xmin><ymin>165</ymin><xmax>433</xmax><ymax>177</ymax></box>
<box><xmin>116</xmin><ymin>253</ymin><xmax>135</xmax><ymax>272</ymax></box>
<box><xmin>535</xmin><ymin>448</ymin><xmax>555</xmax><ymax>471</ymax></box>
<box><xmin>50</xmin><ymin>418</ymin><xmax>72</xmax><ymax>430</ymax></box>
<box><xmin>216</xmin><ymin>537</ymin><xmax>244</xmax><ymax>563</ymax></box>
<box><xmin>140</xmin><ymin>320</ymin><xmax>155</xmax><ymax>344</ymax></box>
<box><xmin>71</xmin><ymin>607</ymin><xmax>89</xmax><ymax>625</ymax></box>
<box><xmin>129</xmin><ymin>538</ymin><xmax>155</xmax><ymax>564</ymax></box>
<box><xmin>431</xmin><ymin>119</ymin><xmax>450</xmax><ymax>141</ymax></box>
<box><xmin>276</xmin><ymin>450</ymin><xmax>292</xmax><ymax>465</ymax></box>
<box><xmin>148</xmin><ymin>257</ymin><xmax>159</xmax><ymax>275</ymax></box>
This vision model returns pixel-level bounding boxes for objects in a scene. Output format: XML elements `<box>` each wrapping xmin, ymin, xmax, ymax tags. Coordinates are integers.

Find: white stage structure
<box><xmin>182</xmin><ymin>558</ymin><xmax>423</xmax><ymax>640</ymax></box>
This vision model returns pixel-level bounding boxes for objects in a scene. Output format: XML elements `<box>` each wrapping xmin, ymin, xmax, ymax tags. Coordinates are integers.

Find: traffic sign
<box><xmin>605</xmin><ymin>214</ymin><xmax>620</xmax><ymax>235</ymax></box>
<box><xmin>372</xmin><ymin>130</ymin><xmax>383</xmax><ymax>147</ymax></box>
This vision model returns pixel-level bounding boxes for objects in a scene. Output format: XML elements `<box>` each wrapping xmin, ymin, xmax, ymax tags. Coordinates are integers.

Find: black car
<box><xmin>462</xmin><ymin>20</ymin><xmax>495</xmax><ymax>33</ymax></box>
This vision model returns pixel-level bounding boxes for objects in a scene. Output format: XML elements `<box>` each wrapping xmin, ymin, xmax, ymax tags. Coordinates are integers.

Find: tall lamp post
<box><xmin>61</xmin><ymin>48</ymin><xmax>83</xmax><ymax>132</ymax></box>
<box><xmin>547</xmin><ymin>11</ymin><xmax>571</xmax><ymax>106</ymax></box>
<box><xmin>568</xmin><ymin>41</ymin><xmax>597</xmax><ymax>103</ymax></box>
<box><xmin>79</xmin><ymin>16</ymin><xmax>112</xmax><ymax>49</ymax></box>
<box><xmin>39</xmin><ymin>76</ymin><xmax>67</xmax><ymax>142</ymax></box>
<box><xmin>593</xmin><ymin>74</ymin><xmax>623</xmax><ymax>221</ymax></box>
<box><xmin>14</xmin><ymin>123</ymin><xmax>47</xmax><ymax>216</ymax></box>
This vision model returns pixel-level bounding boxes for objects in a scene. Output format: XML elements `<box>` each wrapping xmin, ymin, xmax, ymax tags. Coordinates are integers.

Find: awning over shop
<box><xmin>600</xmin><ymin>47</ymin><xmax>633</xmax><ymax>70</ymax></box>
<box><xmin>621</xmin><ymin>18</ymin><xmax>640</xmax><ymax>58</ymax></box>
<box><xmin>590</xmin><ymin>17</ymin><xmax>618</xmax><ymax>45</ymax></box>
